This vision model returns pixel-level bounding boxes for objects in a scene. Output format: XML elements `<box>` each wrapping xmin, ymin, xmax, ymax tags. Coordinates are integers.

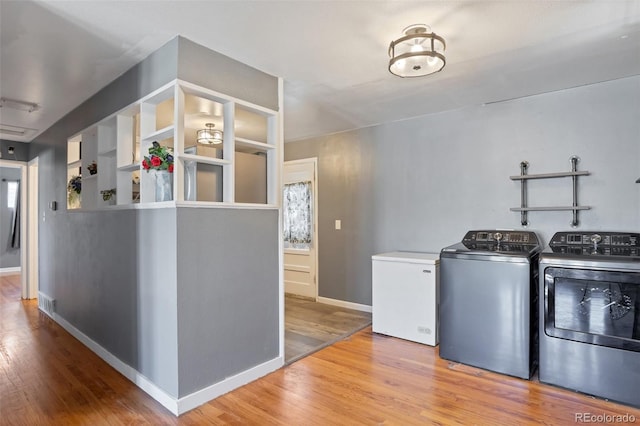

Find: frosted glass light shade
<box><xmin>389</xmin><ymin>24</ymin><xmax>446</xmax><ymax>78</ymax></box>
<box><xmin>197</xmin><ymin>123</ymin><xmax>223</xmax><ymax>145</ymax></box>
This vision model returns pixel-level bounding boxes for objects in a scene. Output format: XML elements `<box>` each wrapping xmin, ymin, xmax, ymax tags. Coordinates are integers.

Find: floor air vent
<box><xmin>38</xmin><ymin>292</ymin><xmax>56</xmax><ymax>317</ymax></box>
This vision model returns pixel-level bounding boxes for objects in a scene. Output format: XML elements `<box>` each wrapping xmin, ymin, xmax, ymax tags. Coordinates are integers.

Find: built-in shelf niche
<box><xmin>65</xmin><ymin>79</ymin><xmax>280</xmax><ymax>209</ymax></box>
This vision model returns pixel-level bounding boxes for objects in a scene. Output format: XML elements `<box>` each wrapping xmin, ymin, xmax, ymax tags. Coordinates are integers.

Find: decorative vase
<box><xmin>68</xmin><ymin>192</ymin><xmax>81</xmax><ymax>209</ymax></box>
<box><xmin>154</xmin><ymin>170</ymin><xmax>173</xmax><ymax>202</ymax></box>
<box><xmin>184</xmin><ymin>160</ymin><xmax>196</xmax><ymax>201</ymax></box>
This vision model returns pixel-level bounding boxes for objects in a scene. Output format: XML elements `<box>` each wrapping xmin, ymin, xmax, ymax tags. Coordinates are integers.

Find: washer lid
<box><xmin>441</xmin><ymin>242</ymin><xmax>541</xmax><ymax>258</ymax></box>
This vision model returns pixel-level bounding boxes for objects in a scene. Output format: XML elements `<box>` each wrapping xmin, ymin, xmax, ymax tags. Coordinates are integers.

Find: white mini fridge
<box><xmin>372</xmin><ymin>252</ymin><xmax>440</xmax><ymax>346</ymax></box>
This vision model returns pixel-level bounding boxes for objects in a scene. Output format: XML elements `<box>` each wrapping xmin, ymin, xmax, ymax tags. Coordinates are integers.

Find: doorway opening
<box><xmin>282</xmin><ymin>158</ymin><xmax>371</xmax><ymax>364</ymax></box>
<box><xmin>0</xmin><ymin>158</ymin><xmax>38</xmax><ymax>300</ymax></box>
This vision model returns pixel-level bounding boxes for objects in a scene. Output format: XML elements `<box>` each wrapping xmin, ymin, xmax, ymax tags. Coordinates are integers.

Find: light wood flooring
<box><xmin>284</xmin><ymin>294</ymin><xmax>372</xmax><ymax>364</ymax></box>
<box><xmin>3</xmin><ymin>273</ymin><xmax>640</xmax><ymax>424</ymax></box>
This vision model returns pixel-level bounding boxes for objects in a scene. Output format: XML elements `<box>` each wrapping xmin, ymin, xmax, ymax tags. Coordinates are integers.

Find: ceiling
<box><xmin>1</xmin><ymin>1</ymin><xmax>639</xmax><ymax>144</ymax></box>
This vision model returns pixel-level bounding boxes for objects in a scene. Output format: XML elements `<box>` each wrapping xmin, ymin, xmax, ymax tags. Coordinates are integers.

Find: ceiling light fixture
<box><xmin>197</xmin><ymin>123</ymin><xmax>223</xmax><ymax>145</ymax></box>
<box><xmin>0</xmin><ymin>97</ymin><xmax>39</xmax><ymax>113</ymax></box>
<box><xmin>388</xmin><ymin>24</ymin><xmax>446</xmax><ymax>78</ymax></box>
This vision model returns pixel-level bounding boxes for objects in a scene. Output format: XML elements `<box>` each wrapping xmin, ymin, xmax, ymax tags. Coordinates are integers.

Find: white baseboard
<box><xmin>0</xmin><ymin>266</ymin><xmax>21</xmax><ymax>275</ymax></box>
<box><xmin>317</xmin><ymin>296</ymin><xmax>372</xmax><ymax>313</ymax></box>
<box><xmin>176</xmin><ymin>356</ymin><xmax>283</xmax><ymax>415</ymax></box>
<box><xmin>52</xmin><ymin>314</ymin><xmax>179</xmax><ymax>413</ymax></box>
<box><xmin>51</xmin><ymin>313</ymin><xmax>283</xmax><ymax>416</ymax></box>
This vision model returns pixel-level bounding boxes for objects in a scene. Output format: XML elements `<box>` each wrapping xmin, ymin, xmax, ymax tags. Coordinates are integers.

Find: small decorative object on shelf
<box><xmin>142</xmin><ymin>141</ymin><xmax>174</xmax><ymax>201</ymax></box>
<box><xmin>87</xmin><ymin>161</ymin><xmax>97</xmax><ymax>175</ymax></box>
<box><xmin>142</xmin><ymin>141</ymin><xmax>174</xmax><ymax>172</ymax></box>
<box><xmin>67</xmin><ymin>175</ymin><xmax>81</xmax><ymax>208</ymax></box>
<box><xmin>100</xmin><ymin>188</ymin><xmax>116</xmax><ymax>205</ymax></box>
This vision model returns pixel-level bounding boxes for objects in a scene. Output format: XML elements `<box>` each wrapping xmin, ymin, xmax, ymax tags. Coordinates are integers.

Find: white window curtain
<box><xmin>7</xmin><ymin>180</ymin><xmax>20</xmax><ymax>248</ymax></box>
<box><xmin>283</xmin><ymin>181</ymin><xmax>312</xmax><ymax>249</ymax></box>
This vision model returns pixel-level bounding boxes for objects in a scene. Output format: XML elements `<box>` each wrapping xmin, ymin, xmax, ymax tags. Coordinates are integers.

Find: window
<box><xmin>7</xmin><ymin>181</ymin><xmax>18</xmax><ymax>209</ymax></box>
<box><xmin>283</xmin><ymin>181</ymin><xmax>312</xmax><ymax>249</ymax></box>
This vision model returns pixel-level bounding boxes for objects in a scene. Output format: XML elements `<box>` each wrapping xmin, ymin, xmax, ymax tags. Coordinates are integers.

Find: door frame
<box><xmin>26</xmin><ymin>157</ymin><xmax>39</xmax><ymax>299</ymax></box>
<box><xmin>0</xmin><ymin>160</ymin><xmax>28</xmax><ymax>297</ymax></box>
<box><xmin>283</xmin><ymin>157</ymin><xmax>319</xmax><ymax>299</ymax></box>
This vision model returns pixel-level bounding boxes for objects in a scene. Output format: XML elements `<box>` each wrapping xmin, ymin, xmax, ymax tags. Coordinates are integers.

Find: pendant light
<box><xmin>197</xmin><ymin>123</ymin><xmax>223</xmax><ymax>145</ymax></box>
<box><xmin>388</xmin><ymin>24</ymin><xmax>446</xmax><ymax>78</ymax></box>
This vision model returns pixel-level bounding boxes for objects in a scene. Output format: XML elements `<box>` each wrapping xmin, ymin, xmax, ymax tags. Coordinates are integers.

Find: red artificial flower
<box><xmin>168</xmin><ymin>163</ymin><xmax>174</xmax><ymax>173</ymax></box>
<box><xmin>142</xmin><ymin>159</ymin><xmax>150</xmax><ymax>170</ymax></box>
<box><xmin>150</xmin><ymin>156</ymin><xmax>162</xmax><ymax>167</ymax></box>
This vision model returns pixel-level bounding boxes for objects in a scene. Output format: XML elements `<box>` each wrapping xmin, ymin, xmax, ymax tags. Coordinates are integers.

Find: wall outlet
<box><xmin>335</xmin><ymin>219</ymin><xmax>341</xmax><ymax>230</ymax></box>
<box><xmin>417</xmin><ymin>326</ymin><xmax>432</xmax><ymax>335</ymax></box>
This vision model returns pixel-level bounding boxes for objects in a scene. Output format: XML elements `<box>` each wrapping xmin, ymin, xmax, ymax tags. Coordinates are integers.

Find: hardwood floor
<box><xmin>3</xmin><ymin>273</ymin><xmax>640</xmax><ymax>424</ymax></box>
<box><xmin>284</xmin><ymin>294</ymin><xmax>371</xmax><ymax>364</ymax></box>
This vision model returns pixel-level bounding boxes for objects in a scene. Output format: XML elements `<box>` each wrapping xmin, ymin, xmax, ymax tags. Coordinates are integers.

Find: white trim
<box><xmin>283</xmin><ymin>157</ymin><xmax>319</xmax><ymax>300</ymax></box>
<box><xmin>52</xmin><ymin>313</ymin><xmax>179</xmax><ymax>414</ymax></box>
<box><xmin>176</xmin><ymin>201</ymin><xmax>278</xmax><ymax>210</ymax></box>
<box><xmin>178</xmin><ymin>80</ymin><xmax>278</xmax><ymax>116</ymax></box>
<box><xmin>0</xmin><ymin>267</ymin><xmax>21</xmax><ymax>275</ymax></box>
<box><xmin>176</xmin><ymin>357</ymin><xmax>283</xmax><ymax>415</ymax></box>
<box><xmin>277</xmin><ymin>77</ymin><xmax>285</xmax><ymax>360</ymax></box>
<box><xmin>317</xmin><ymin>296</ymin><xmax>372</xmax><ymax>313</ymax></box>
<box><xmin>50</xmin><ymin>312</ymin><xmax>283</xmax><ymax>416</ymax></box>
<box><xmin>65</xmin><ymin>201</ymin><xmax>280</xmax><ymax>212</ymax></box>
<box><xmin>27</xmin><ymin>157</ymin><xmax>39</xmax><ymax>299</ymax></box>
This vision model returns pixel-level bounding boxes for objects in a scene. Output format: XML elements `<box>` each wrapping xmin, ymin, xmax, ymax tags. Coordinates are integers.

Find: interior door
<box><xmin>283</xmin><ymin>159</ymin><xmax>317</xmax><ymax>298</ymax></box>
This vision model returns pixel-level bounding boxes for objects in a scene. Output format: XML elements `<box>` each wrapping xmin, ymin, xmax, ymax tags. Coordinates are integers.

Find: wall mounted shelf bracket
<box><xmin>509</xmin><ymin>155</ymin><xmax>591</xmax><ymax>228</ymax></box>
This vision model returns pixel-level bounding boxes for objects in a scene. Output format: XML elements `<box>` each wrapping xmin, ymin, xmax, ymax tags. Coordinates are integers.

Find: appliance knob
<box><xmin>590</xmin><ymin>234</ymin><xmax>602</xmax><ymax>252</ymax></box>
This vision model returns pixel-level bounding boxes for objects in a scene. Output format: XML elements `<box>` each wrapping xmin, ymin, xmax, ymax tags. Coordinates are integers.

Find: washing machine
<box><xmin>439</xmin><ymin>230</ymin><xmax>541</xmax><ymax>379</ymax></box>
<box><xmin>539</xmin><ymin>231</ymin><xmax>640</xmax><ymax>407</ymax></box>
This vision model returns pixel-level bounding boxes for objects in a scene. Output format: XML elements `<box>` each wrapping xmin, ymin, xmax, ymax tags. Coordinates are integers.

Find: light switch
<box><xmin>335</xmin><ymin>219</ymin><xmax>341</xmax><ymax>230</ymax></box>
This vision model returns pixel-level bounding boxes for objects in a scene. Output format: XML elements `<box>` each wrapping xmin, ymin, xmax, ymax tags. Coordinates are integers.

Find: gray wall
<box><xmin>47</xmin><ymin>208</ymin><xmax>179</xmax><ymax>395</ymax></box>
<box><xmin>285</xmin><ymin>75</ymin><xmax>640</xmax><ymax>306</ymax></box>
<box><xmin>0</xmin><ymin>167</ymin><xmax>21</xmax><ymax>268</ymax></box>
<box><xmin>236</xmin><ymin>152</ymin><xmax>267</xmax><ymax>204</ymax></box>
<box><xmin>176</xmin><ymin>208</ymin><xmax>279</xmax><ymax>397</ymax></box>
<box><xmin>177</xmin><ymin>37</ymin><xmax>278</xmax><ymax>111</ymax></box>
<box><xmin>26</xmin><ymin>35</ymin><xmax>281</xmax><ymax>400</ymax></box>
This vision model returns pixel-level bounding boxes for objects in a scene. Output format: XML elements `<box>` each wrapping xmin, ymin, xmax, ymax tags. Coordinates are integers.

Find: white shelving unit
<box><xmin>65</xmin><ymin>79</ymin><xmax>280</xmax><ymax>210</ymax></box>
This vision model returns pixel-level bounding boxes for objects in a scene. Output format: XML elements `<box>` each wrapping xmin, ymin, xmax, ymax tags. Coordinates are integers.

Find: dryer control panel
<box><xmin>548</xmin><ymin>231</ymin><xmax>640</xmax><ymax>258</ymax></box>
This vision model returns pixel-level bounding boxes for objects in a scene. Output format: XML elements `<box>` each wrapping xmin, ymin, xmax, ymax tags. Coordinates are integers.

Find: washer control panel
<box><xmin>462</xmin><ymin>230</ymin><xmax>539</xmax><ymax>245</ymax></box>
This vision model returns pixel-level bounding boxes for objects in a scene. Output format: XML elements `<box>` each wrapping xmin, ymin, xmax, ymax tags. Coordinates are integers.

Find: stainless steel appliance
<box><xmin>539</xmin><ymin>231</ymin><xmax>640</xmax><ymax>407</ymax></box>
<box><xmin>440</xmin><ymin>230</ymin><xmax>541</xmax><ymax>379</ymax></box>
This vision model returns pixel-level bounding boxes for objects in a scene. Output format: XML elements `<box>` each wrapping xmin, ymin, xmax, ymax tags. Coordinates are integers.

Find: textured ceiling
<box><xmin>1</xmin><ymin>0</ymin><xmax>639</xmax><ymax>143</ymax></box>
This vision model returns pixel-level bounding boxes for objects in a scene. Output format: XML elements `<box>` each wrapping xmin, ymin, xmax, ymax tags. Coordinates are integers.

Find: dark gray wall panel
<box><xmin>45</xmin><ymin>208</ymin><xmax>179</xmax><ymax>396</ymax></box>
<box><xmin>285</xmin><ymin>75</ymin><xmax>640</xmax><ymax>306</ymax></box>
<box><xmin>136</xmin><ymin>208</ymin><xmax>179</xmax><ymax>396</ymax></box>
<box><xmin>0</xmin><ymin>167</ymin><xmax>22</xmax><ymax>268</ymax></box>
<box><xmin>177</xmin><ymin>38</ymin><xmax>278</xmax><ymax>111</ymax></box>
<box><xmin>176</xmin><ymin>207</ymin><xmax>279</xmax><ymax>397</ymax></box>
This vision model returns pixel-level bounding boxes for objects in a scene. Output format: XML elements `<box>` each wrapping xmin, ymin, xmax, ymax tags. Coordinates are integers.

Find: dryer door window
<box><xmin>544</xmin><ymin>267</ymin><xmax>640</xmax><ymax>351</ymax></box>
